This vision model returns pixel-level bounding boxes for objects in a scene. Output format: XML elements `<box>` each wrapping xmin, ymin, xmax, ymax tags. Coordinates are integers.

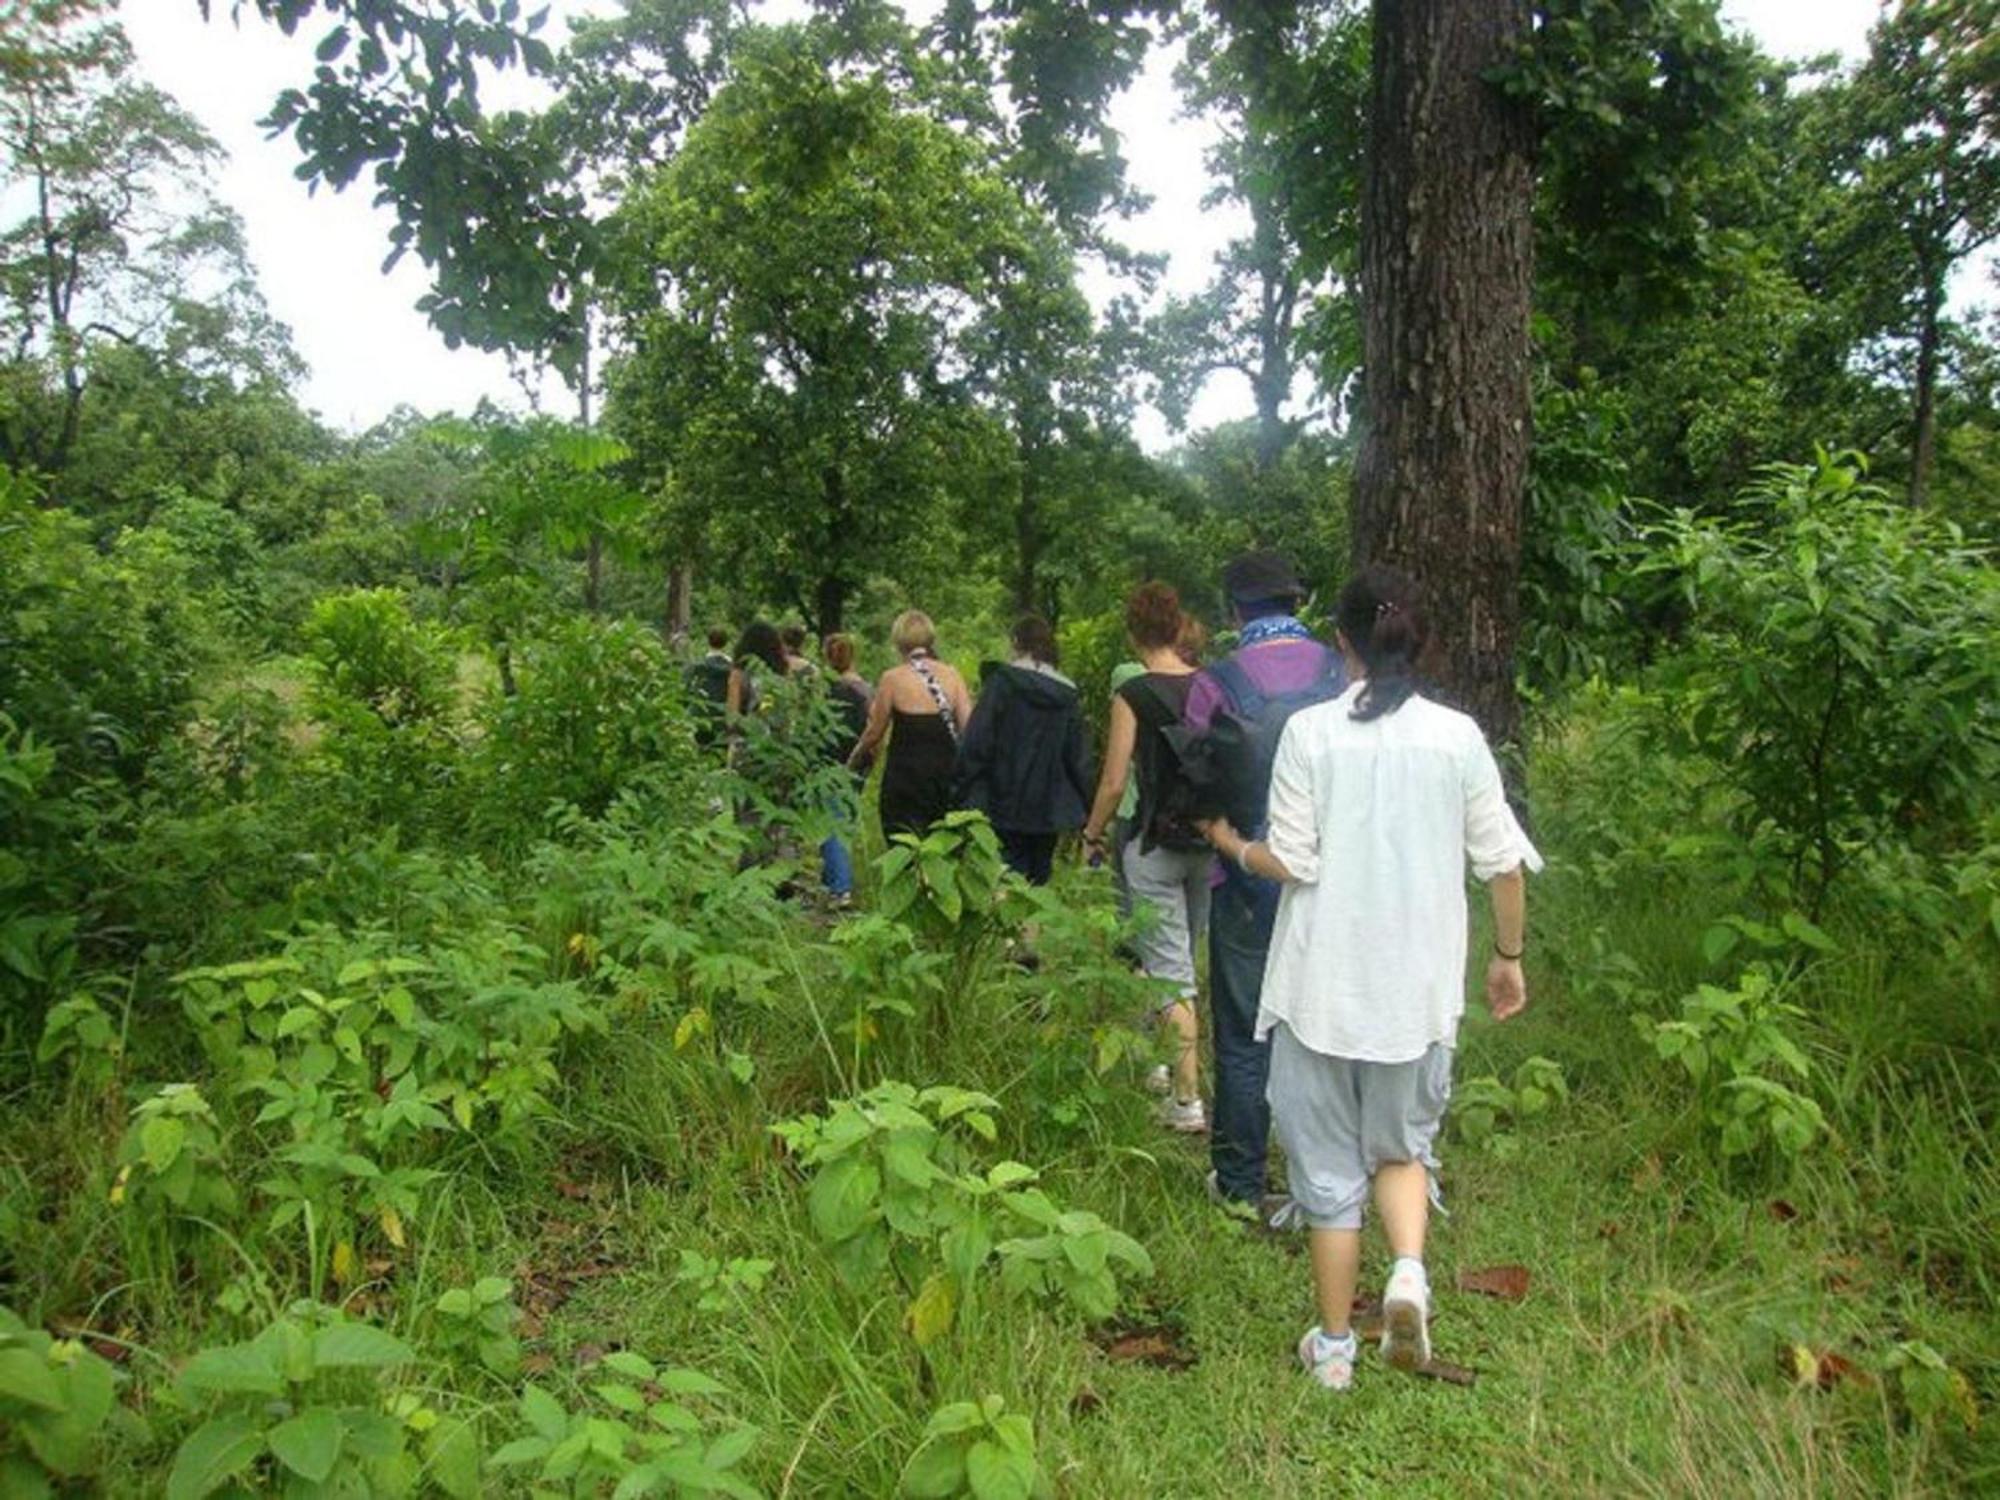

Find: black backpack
<box><xmin>685</xmin><ymin>657</ymin><xmax>733</xmax><ymax>747</ymax></box>
<box><xmin>1168</xmin><ymin>645</ymin><xmax>1344</xmax><ymax>839</ymax></box>
<box><xmin>1125</xmin><ymin>676</ymin><xmax>1210</xmax><ymax>853</ymax></box>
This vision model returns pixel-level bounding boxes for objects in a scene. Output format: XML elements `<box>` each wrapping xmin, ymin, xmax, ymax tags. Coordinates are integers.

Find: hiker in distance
<box><xmin>1200</xmin><ymin>565</ymin><xmax>1540</xmax><ymax>1391</ymax></box>
<box><xmin>1081</xmin><ymin>581</ymin><xmax>1212</xmax><ymax>1133</ymax></box>
<box><xmin>955</xmin><ymin>615</ymin><xmax>1094</xmax><ymax>886</ymax></box>
<box><xmin>846</xmin><ymin>610</ymin><xmax>973</xmax><ymax>842</ymax></box>
<box><xmin>1185</xmin><ymin>550</ymin><xmax>1347</xmax><ymax>1222</ymax></box>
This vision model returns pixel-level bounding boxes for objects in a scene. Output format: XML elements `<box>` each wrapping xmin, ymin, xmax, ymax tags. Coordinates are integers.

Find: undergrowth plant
<box><xmin>773</xmin><ymin>1083</ymin><xmax>1154</xmax><ymax>1341</ymax></box>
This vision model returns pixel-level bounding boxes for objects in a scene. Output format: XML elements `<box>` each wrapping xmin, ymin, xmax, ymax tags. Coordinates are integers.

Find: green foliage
<box><xmin>0</xmin><ymin>717</ymin><xmax>76</xmax><ymax>1022</ymax></box>
<box><xmin>1451</xmin><ymin>1057</ymin><xmax>1571</xmax><ymax>1160</ymax></box>
<box><xmin>0</xmin><ymin>1306</ymin><xmax>125</xmax><ymax>1493</ymax></box>
<box><xmin>901</xmin><ymin>1394</ymin><xmax>1049</xmax><ymax>1500</ymax></box>
<box><xmin>304</xmin><ymin>588</ymin><xmax>456</xmax><ymax>729</ymax></box>
<box><xmin>1644</xmin><ymin>453</ymin><xmax>2000</xmax><ymax>903</ymax></box>
<box><xmin>1649</xmin><ymin>963</ymin><xmax>1825</xmax><ymax>1160</ymax></box>
<box><xmin>0</xmin><ymin>490</ymin><xmax>201</xmax><ymax>787</ymax></box>
<box><xmin>475</xmin><ymin>617</ymin><xmax>701</xmax><ymax>833</ymax></box>
<box><xmin>773</xmin><ymin>1082</ymin><xmax>1153</xmax><ymax>1330</ymax></box>
<box><xmin>486</xmin><ymin>1361</ymin><xmax>759</xmax><ymax>1499</ymax></box>
<box><xmin>613</xmin><ymin>29</ymin><xmax>1049</xmax><ymax>629</ymax></box>
<box><xmin>114</xmin><ymin>1083</ymin><xmax>235</xmax><ymax>1219</ymax></box>
<box><xmin>167</xmin><ymin>1303</ymin><xmax>420</xmax><ymax>1500</ymax></box>
<box><xmin>877</xmin><ymin>813</ymin><xmax>1025</xmax><ymax>954</ymax></box>
<box><xmin>301</xmin><ymin>587</ymin><xmax>464</xmax><ymax>836</ymax></box>
<box><xmin>427</xmin><ymin>1276</ymin><xmax>522</xmax><ymax>1380</ymax></box>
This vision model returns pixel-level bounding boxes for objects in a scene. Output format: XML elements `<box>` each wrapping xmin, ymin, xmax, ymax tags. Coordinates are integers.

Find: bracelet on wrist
<box><xmin>1236</xmin><ymin>839</ymin><xmax>1258</xmax><ymax>875</ymax></box>
<box><xmin>1494</xmin><ymin>941</ymin><xmax>1524</xmax><ymax>961</ymax></box>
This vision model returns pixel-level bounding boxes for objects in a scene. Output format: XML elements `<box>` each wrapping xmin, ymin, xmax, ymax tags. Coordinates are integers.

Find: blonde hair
<box><xmin>890</xmin><ymin>610</ymin><xmax>937</xmax><ymax>656</ymax></box>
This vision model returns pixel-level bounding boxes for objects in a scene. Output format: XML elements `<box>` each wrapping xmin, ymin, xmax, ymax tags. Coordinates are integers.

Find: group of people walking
<box><xmin>698</xmin><ymin>549</ymin><xmax>1539</xmax><ymax>1394</ymax></box>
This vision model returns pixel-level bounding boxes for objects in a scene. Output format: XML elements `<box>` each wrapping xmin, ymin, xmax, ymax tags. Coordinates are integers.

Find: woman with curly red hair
<box><xmin>1083</xmin><ymin>581</ymin><xmax>1213</xmax><ymax>1134</ymax></box>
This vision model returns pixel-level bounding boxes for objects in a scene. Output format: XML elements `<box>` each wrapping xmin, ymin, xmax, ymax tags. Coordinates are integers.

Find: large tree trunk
<box><xmin>1013</xmin><ymin>426</ymin><xmax>1045</xmax><ymax>615</ymax></box>
<box><xmin>664</xmin><ymin>563</ymin><xmax>692</xmax><ymax>646</ymax></box>
<box><xmin>1909</xmin><ymin>274</ymin><xmax>1943</xmax><ymax>508</ymax></box>
<box><xmin>1351</xmin><ymin>0</ymin><xmax>1536</xmax><ymax>749</ymax></box>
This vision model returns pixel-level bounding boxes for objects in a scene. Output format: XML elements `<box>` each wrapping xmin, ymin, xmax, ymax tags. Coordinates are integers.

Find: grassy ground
<box><xmin>3</xmin><ymin>712</ymin><xmax>1995</xmax><ymax>1496</ymax></box>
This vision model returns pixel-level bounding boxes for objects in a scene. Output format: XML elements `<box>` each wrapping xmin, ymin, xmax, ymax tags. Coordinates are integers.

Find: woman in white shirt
<box><xmin>1201</xmin><ymin>565</ymin><xmax>1541</xmax><ymax>1393</ymax></box>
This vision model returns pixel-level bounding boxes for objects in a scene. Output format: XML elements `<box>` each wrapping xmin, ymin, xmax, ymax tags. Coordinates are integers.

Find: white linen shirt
<box><xmin>1256</xmin><ymin>684</ymin><xmax>1543</xmax><ymax>1062</ymax></box>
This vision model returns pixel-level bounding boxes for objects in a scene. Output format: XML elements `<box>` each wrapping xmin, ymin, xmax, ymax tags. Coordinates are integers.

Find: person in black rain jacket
<box><xmin>955</xmin><ymin>615</ymin><xmax>1094</xmax><ymax>884</ymax></box>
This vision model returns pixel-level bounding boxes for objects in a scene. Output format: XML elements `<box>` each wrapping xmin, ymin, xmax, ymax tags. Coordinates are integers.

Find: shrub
<box><xmin>475</xmin><ymin>618</ymin><xmax>701</xmax><ymax>833</ymax></box>
<box><xmin>0</xmin><ymin>488</ymin><xmax>201</xmax><ymax>790</ymax></box>
<box><xmin>1644</xmin><ymin>452</ymin><xmax>2000</xmax><ymax>905</ymax></box>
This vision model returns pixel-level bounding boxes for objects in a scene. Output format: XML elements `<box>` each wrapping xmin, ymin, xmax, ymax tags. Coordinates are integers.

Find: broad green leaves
<box><xmin>902</xmin><ymin>1395</ymin><xmax>1048</xmax><ymax>1500</ymax></box>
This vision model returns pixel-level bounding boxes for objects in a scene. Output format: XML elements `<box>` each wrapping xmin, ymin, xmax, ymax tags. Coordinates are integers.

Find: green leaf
<box><xmin>655</xmin><ymin>1367</ymin><xmax>728</xmax><ymax>1396</ymax></box>
<box><xmin>178</xmin><ymin>1342</ymin><xmax>282</xmax><ymax>1396</ymax></box>
<box><xmin>520</xmin><ymin>1384</ymin><xmax>568</xmax><ymax>1442</ymax></box>
<box><xmin>165</xmin><ymin>1413</ymin><xmax>265</xmax><ymax>1500</ymax></box>
<box><xmin>424</xmin><ymin>1417</ymin><xmax>482</xmax><ymax>1499</ymax></box>
<box><xmin>923</xmin><ymin>1401</ymin><xmax>986</xmax><ymax>1438</ymax></box>
<box><xmin>808</xmin><ymin>1154</ymin><xmax>880</xmax><ymax>1243</ymax></box>
<box><xmin>966</xmin><ymin>1437</ymin><xmax>1034</xmax><ymax>1500</ymax></box>
<box><xmin>311</xmin><ymin>1323</ymin><xmax>414</xmax><ymax>1370</ymax></box>
<box><xmin>139</xmin><ymin>1115</ymin><xmax>186</xmax><ymax>1174</ymax></box>
<box><xmin>488</xmin><ymin>1435</ymin><xmax>552</xmax><ymax>1466</ymax></box>
<box><xmin>905</xmin><ymin>1272</ymin><xmax>956</xmax><ymax>1347</ymax></box>
<box><xmin>901</xmin><ymin>1438</ymin><xmax>969</xmax><ymax>1498</ymax></box>
<box><xmin>1780</xmin><ymin>911</ymin><xmax>1837</xmax><ymax>952</ymax></box>
<box><xmin>0</xmin><ymin>1347</ymin><xmax>64</xmax><ymax>1410</ymax></box>
<box><xmin>593</xmin><ymin>1382</ymin><xmax>645</xmax><ymax>1413</ymax></box>
<box><xmin>599</xmin><ymin>1350</ymin><xmax>654</xmax><ymax>1381</ymax></box>
<box><xmin>267</xmin><ymin>1406</ymin><xmax>344</xmax><ymax>1482</ymax></box>
<box><xmin>0</xmin><ymin>1453</ymin><xmax>54</xmax><ymax>1500</ymax></box>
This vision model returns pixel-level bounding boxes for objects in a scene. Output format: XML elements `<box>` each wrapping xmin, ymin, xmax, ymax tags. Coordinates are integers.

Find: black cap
<box><xmin>1222</xmin><ymin>549</ymin><xmax>1304</xmax><ymax>605</ymax></box>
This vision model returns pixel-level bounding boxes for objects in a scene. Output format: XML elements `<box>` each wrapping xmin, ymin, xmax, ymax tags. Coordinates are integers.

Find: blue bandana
<box><xmin>1237</xmin><ymin>614</ymin><xmax>1314</xmax><ymax>648</ymax></box>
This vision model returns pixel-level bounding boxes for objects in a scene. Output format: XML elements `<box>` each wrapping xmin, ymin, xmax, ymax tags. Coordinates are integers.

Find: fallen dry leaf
<box><xmin>1768</xmin><ymin>1199</ymin><xmax>1800</xmax><ymax>1223</ymax></box>
<box><xmin>1457</xmin><ymin>1264</ymin><xmax>1531</xmax><ymax>1302</ymax></box>
<box><xmin>1091</xmin><ymin>1322</ymin><xmax>1198</xmax><ymax>1372</ymax></box>
<box><xmin>1413</xmin><ymin>1359</ymin><xmax>1478</xmax><ymax>1387</ymax></box>
<box><xmin>1781</xmin><ymin>1343</ymin><xmax>1872</xmax><ymax>1392</ymax></box>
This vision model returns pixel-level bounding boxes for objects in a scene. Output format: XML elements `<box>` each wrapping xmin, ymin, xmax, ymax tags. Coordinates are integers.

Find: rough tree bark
<box><xmin>1350</xmin><ymin>0</ymin><xmax>1536</xmax><ymax>749</ymax></box>
<box><xmin>1909</xmin><ymin>267</ymin><xmax>1943</xmax><ymax>508</ymax></box>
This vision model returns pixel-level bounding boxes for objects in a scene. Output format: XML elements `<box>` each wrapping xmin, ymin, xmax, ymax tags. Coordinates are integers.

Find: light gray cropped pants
<box><xmin>1119</xmin><ymin>840</ymin><xmax>1212</xmax><ymax>1005</ymax></box>
<box><xmin>1267</xmin><ymin>1022</ymin><xmax>1453</xmax><ymax>1230</ymax></box>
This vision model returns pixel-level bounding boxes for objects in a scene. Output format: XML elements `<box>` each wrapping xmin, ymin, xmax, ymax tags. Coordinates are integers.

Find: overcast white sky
<box><xmin>117</xmin><ymin>0</ymin><xmax>1895</xmax><ymax>445</ymax></box>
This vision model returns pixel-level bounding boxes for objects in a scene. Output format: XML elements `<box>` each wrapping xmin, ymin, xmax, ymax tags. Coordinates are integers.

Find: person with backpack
<box><xmin>1082</xmin><ymin>582</ymin><xmax>1212</xmax><ymax>1134</ymax></box>
<box><xmin>685</xmin><ymin>627</ymin><xmax>735</xmax><ymax>752</ymax></box>
<box><xmin>1199</xmin><ymin>566</ymin><xmax>1539</xmax><ymax>1391</ymax></box>
<box><xmin>955</xmin><ymin>616</ymin><xmax>1094</xmax><ymax>885</ymax></box>
<box><xmin>819</xmin><ymin>633</ymin><xmax>873</xmax><ymax>908</ymax></box>
<box><xmin>1185</xmin><ymin>550</ymin><xmax>1347</xmax><ymax>1217</ymax></box>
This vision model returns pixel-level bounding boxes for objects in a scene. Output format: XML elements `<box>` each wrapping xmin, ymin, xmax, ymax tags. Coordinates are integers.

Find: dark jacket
<box><xmin>955</xmin><ymin>661</ymin><xmax>1094</xmax><ymax>835</ymax></box>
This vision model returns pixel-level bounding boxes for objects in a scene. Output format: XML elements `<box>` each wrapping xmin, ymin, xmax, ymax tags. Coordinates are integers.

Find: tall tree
<box><xmin>610</xmin><ymin>31</ymin><xmax>1031</xmax><ymax>634</ymax></box>
<box><xmin>1</xmin><ymin>10</ymin><xmax>295</xmax><ymax>476</ymax></box>
<box><xmin>1816</xmin><ymin>0</ymin><xmax>1999</xmax><ymax>507</ymax></box>
<box><xmin>1350</xmin><ymin>0</ymin><xmax>1536</xmax><ymax>746</ymax></box>
<box><xmin>1159</xmin><ymin>1</ymin><xmax>1366</xmax><ymax>466</ymax></box>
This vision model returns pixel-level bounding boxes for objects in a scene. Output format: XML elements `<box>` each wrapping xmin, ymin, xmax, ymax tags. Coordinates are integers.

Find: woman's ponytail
<box><xmin>1335</xmin><ymin>565</ymin><xmax>1427</xmax><ymax>722</ymax></box>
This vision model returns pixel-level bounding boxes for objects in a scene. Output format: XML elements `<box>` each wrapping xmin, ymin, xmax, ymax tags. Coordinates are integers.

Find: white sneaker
<box><xmin>1145</xmin><ymin>1064</ymin><xmax>1172</xmax><ymax>1097</ymax></box>
<box><xmin>1157</xmin><ymin>1096</ymin><xmax>1208</xmax><ymax>1134</ymax></box>
<box><xmin>1297</xmin><ymin>1326</ymin><xmax>1356</xmax><ymax>1391</ymax></box>
<box><xmin>1380</xmin><ymin>1261</ymin><xmax>1431</xmax><ymax>1372</ymax></box>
